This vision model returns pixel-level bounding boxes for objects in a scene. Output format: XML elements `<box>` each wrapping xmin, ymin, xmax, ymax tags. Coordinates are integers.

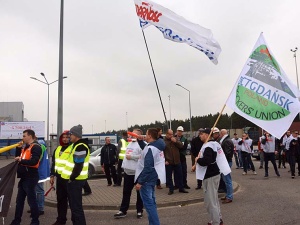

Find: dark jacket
<box><xmin>164</xmin><ymin>137</ymin><xmax>183</xmax><ymax>165</ymax></box>
<box><xmin>70</xmin><ymin>138</ymin><xmax>90</xmax><ymax>181</ymax></box>
<box><xmin>190</xmin><ymin>136</ymin><xmax>204</xmax><ymax>157</ymax></box>
<box><xmin>221</xmin><ymin>135</ymin><xmax>234</xmax><ymax>162</ymax></box>
<box><xmin>17</xmin><ymin>143</ymin><xmax>42</xmax><ymax>179</ymax></box>
<box><xmin>174</xmin><ymin>135</ymin><xmax>188</xmax><ymax>162</ymax></box>
<box><xmin>289</xmin><ymin>137</ymin><xmax>300</xmax><ymax>157</ymax></box>
<box><xmin>137</xmin><ymin>138</ymin><xmax>166</xmax><ymax>185</ymax></box>
<box><xmin>197</xmin><ymin>140</ymin><xmax>220</xmax><ymax>180</ymax></box>
<box><xmin>101</xmin><ymin>143</ymin><xmax>117</xmax><ymax>165</ymax></box>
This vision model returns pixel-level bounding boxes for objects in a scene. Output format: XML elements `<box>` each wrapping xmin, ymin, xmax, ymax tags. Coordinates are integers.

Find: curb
<box><xmin>45</xmin><ymin>182</ymin><xmax>240</xmax><ymax>210</ymax></box>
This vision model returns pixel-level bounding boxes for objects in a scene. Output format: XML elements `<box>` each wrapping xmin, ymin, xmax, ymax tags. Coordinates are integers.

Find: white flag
<box><xmin>226</xmin><ymin>33</ymin><xmax>300</xmax><ymax>139</ymax></box>
<box><xmin>134</xmin><ymin>0</ymin><xmax>222</xmax><ymax>64</ymax></box>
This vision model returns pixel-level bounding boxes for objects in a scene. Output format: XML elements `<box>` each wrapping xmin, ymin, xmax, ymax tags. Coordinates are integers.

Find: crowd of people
<box><xmin>7</xmin><ymin>125</ymin><xmax>300</xmax><ymax>225</ymax></box>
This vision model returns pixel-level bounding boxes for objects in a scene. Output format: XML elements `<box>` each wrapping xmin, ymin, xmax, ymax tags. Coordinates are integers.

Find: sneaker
<box><xmin>137</xmin><ymin>212</ymin><xmax>143</xmax><ymax>219</ymax></box>
<box><xmin>195</xmin><ymin>186</ymin><xmax>202</xmax><ymax>190</ymax></box>
<box><xmin>292</xmin><ymin>176</ymin><xmax>295</xmax><ymax>179</ymax></box>
<box><xmin>253</xmin><ymin>171</ymin><xmax>257</xmax><ymax>175</ymax></box>
<box><xmin>242</xmin><ymin>172</ymin><xmax>247</xmax><ymax>175</ymax></box>
<box><xmin>114</xmin><ymin>211</ymin><xmax>126</xmax><ymax>219</ymax></box>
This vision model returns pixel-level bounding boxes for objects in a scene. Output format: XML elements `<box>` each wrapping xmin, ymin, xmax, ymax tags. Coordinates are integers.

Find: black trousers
<box><xmin>119</xmin><ymin>173</ymin><xmax>143</xmax><ymax>213</ymax></box>
<box><xmin>83</xmin><ymin>180</ymin><xmax>92</xmax><ymax>193</ymax></box>
<box><xmin>241</xmin><ymin>151</ymin><xmax>255</xmax><ymax>173</ymax></box>
<box><xmin>264</xmin><ymin>152</ymin><xmax>278</xmax><ymax>175</ymax></box>
<box><xmin>104</xmin><ymin>163</ymin><xmax>117</xmax><ymax>185</ymax></box>
<box><xmin>117</xmin><ymin>159</ymin><xmax>123</xmax><ymax>185</ymax></box>
<box><xmin>56</xmin><ymin>175</ymin><xmax>69</xmax><ymax>224</ymax></box>
<box><xmin>67</xmin><ymin>180</ymin><xmax>86</xmax><ymax>225</ymax></box>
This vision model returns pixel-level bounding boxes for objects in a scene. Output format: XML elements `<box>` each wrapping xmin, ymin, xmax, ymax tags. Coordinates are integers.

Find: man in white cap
<box><xmin>174</xmin><ymin>126</ymin><xmax>190</xmax><ymax>189</ymax></box>
<box><xmin>60</xmin><ymin>124</ymin><xmax>90</xmax><ymax>225</ymax></box>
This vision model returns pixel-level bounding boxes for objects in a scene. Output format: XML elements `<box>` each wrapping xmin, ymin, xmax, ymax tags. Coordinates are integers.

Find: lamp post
<box><xmin>291</xmin><ymin>47</ymin><xmax>299</xmax><ymax>89</ymax></box>
<box><xmin>30</xmin><ymin>73</ymin><xmax>67</xmax><ymax>155</ymax></box>
<box><xmin>176</xmin><ymin>84</ymin><xmax>192</xmax><ymax>133</ymax></box>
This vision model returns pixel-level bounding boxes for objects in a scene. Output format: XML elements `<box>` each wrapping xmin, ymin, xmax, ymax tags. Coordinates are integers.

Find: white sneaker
<box><xmin>253</xmin><ymin>171</ymin><xmax>257</xmax><ymax>175</ymax></box>
<box><xmin>242</xmin><ymin>172</ymin><xmax>247</xmax><ymax>175</ymax></box>
<box><xmin>137</xmin><ymin>212</ymin><xmax>143</xmax><ymax>219</ymax></box>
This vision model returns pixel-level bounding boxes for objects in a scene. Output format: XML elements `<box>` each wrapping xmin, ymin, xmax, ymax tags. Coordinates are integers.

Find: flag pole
<box><xmin>141</xmin><ymin>29</ymin><xmax>169</xmax><ymax>128</ymax></box>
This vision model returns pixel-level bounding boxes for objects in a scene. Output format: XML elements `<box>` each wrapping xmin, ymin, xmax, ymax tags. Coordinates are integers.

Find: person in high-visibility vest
<box><xmin>61</xmin><ymin>124</ymin><xmax>90</xmax><ymax>225</ymax></box>
<box><xmin>49</xmin><ymin>130</ymin><xmax>72</xmax><ymax>225</ymax></box>
<box><xmin>10</xmin><ymin>129</ymin><xmax>42</xmax><ymax>225</ymax></box>
<box><xmin>116</xmin><ymin>131</ymin><xmax>129</xmax><ymax>186</ymax></box>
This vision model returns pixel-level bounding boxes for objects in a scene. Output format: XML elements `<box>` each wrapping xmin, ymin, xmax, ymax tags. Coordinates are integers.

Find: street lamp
<box><xmin>291</xmin><ymin>47</ymin><xmax>299</xmax><ymax>89</ymax></box>
<box><xmin>176</xmin><ymin>84</ymin><xmax>192</xmax><ymax>133</ymax></box>
<box><xmin>30</xmin><ymin>73</ymin><xmax>67</xmax><ymax>155</ymax></box>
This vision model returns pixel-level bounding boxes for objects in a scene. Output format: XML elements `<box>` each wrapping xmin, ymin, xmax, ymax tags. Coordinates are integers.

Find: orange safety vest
<box><xmin>20</xmin><ymin>143</ymin><xmax>40</xmax><ymax>168</ymax></box>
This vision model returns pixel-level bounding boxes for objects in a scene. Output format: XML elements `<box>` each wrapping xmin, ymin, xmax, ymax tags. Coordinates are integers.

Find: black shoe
<box><xmin>30</xmin><ymin>211</ymin><xmax>44</xmax><ymax>217</ymax></box>
<box><xmin>195</xmin><ymin>186</ymin><xmax>202</xmax><ymax>190</ymax></box>
<box><xmin>218</xmin><ymin>189</ymin><xmax>226</xmax><ymax>193</ymax></box>
<box><xmin>113</xmin><ymin>184</ymin><xmax>121</xmax><ymax>187</ymax></box>
<box><xmin>259</xmin><ymin>166</ymin><xmax>263</xmax><ymax>169</ymax></box>
<box><xmin>179</xmin><ymin>189</ymin><xmax>188</xmax><ymax>193</ymax></box>
<box><xmin>184</xmin><ymin>185</ymin><xmax>191</xmax><ymax>189</ymax></box>
<box><xmin>174</xmin><ymin>186</ymin><xmax>179</xmax><ymax>190</ymax></box>
<box><xmin>264</xmin><ymin>174</ymin><xmax>268</xmax><ymax>177</ymax></box>
<box><xmin>168</xmin><ymin>190</ymin><xmax>174</xmax><ymax>195</ymax></box>
<box><xmin>51</xmin><ymin>222</ymin><xmax>66</xmax><ymax>225</ymax></box>
<box><xmin>276</xmin><ymin>171</ymin><xmax>280</xmax><ymax>177</ymax></box>
<box><xmin>82</xmin><ymin>192</ymin><xmax>92</xmax><ymax>196</ymax></box>
<box><xmin>114</xmin><ymin>211</ymin><xmax>126</xmax><ymax>219</ymax></box>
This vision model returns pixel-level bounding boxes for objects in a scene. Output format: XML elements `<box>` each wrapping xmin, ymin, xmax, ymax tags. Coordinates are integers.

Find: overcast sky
<box><xmin>0</xmin><ymin>0</ymin><xmax>299</xmax><ymax>134</ymax></box>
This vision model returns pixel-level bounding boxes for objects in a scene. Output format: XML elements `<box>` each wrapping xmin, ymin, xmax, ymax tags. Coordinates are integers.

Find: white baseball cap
<box><xmin>212</xmin><ymin>127</ymin><xmax>220</xmax><ymax>133</ymax></box>
<box><xmin>177</xmin><ymin>126</ymin><xmax>184</xmax><ymax>131</ymax></box>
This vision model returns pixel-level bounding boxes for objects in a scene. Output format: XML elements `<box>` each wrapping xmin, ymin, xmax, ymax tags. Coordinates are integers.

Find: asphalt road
<box><xmin>2</xmin><ymin>156</ymin><xmax>300</xmax><ymax>225</ymax></box>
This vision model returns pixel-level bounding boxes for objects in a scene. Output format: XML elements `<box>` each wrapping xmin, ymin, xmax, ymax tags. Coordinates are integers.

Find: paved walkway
<box><xmin>45</xmin><ymin>156</ymin><xmax>239</xmax><ymax>210</ymax></box>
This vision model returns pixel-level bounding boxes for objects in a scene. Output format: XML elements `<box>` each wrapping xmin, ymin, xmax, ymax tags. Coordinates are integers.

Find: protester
<box><xmin>195</xmin><ymin>128</ymin><xmax>224</xmax><ymax>225</ymax></box>
<box><xmin>101</xmin><ymin>137</ymin><xmax>118</xmax><ymax>186</ymax></box>
<box><xmin>231</xmin><ymin>133</ymin><xmax>242</xmax><ymax>169</ymax></box>
<box><xmin>61</xmin><ymin>125</ymin><xmax>90</xmax><ymax>225</ymax></box>
<box><xmin>32</xmin><ymin>140</ymin><xmax>50</xmax><ymax>215</ymax></box>
<box><xmin>164</xmin><ymin>129</ymin><xmax>188</xmax><ymax>195</ymax></box>
<box><xmin>135</xmin><ymin>128</ymin><xmax>166</xmax><ymax>225</ymax></box>
<box><xmin>116</xmin><ymin>132</ymin><xmax>129</xmax><ymax>186</ymax></box>
<box><xmin>114</xmin><ymin>129</ymin><xmax>144</xmax><ymax>219</ymax></box>
<box><xmin>50</xmin><ymin>130</ymin><xmax>72</xmax><ymax>225</ymax></box>
<box><xmin>283</xmin><ymin>130</ymin><xmax>293</xmax><ymax>169</ymax></box>
<box><xmin>174</xmin><ymin>126</ymin><xmax>190</xmax><ymax>189</ymax></box>
<box><xmin>288</xmin><ymin>131</ymin><xmax>300</xmax><ymax>179</ymax></box>
<box><xmin>190</xmin><ymin>128</ymin><xmax>204</xmax><ymax>189</ymax></box>
<box><xmin>155</xmin><ymin>127</ymin><xmax>163</xmax><ymax>189</ymax></box>
<box><xmin>10</xmin><ymin>129</ymin><xmax>42</xmax><ymax>225</ymax></box>
<box><xmin>239</xmin><ymin>133</ymin><xmax>257</xmax><ymax>175</ymax></box>
<box><xmin>219</xmin><ymin>129</ymin><xmax>234</xmax><ymax>204</ymax></box>
<box><xmin>261</xmin><ymin>131</ymin><xmax>280</xmax><ymax>177</ymax></box>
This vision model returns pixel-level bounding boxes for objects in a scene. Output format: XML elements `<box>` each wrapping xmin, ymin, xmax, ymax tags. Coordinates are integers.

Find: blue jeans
<box><xmin>11</xmin><ymin>177</ymin><xmax>39</xmax><ymax>225</ymax></box>
<box><xmin>139</xmin><ymin>181</ymin><xmax>160</xmax><ymax>225</ymax></box>
<box><xmin>221</xmin><ymin>162</ymin><xmax>233</xmax><ymax>200</ymax></box>
<box><xmin>35</xmin><ymin>182</ymin><xmax>44</xmax><ymax>211</ymax></box>
<box><xmin>67</xmin><ymin>180</ymin><xmax>86</xmax><ymax>225</ymax></box>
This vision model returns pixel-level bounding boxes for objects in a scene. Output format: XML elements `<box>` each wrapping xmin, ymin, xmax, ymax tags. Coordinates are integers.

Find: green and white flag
<box><xmin>226</xmin><ymin>33</ymin><xmax>300</xmax><ymax>139</ymax></box>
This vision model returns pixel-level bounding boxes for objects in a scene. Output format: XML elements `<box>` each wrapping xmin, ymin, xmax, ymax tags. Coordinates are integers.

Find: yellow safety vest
<box><xmin>118</xmin><ymin>139</ymin><xmax>128</xmax><ymax>160</ymax></box>
<box><xmin>61</xmin><ymin>143</ymin><xmax>90</xmax><ymax>180</ymax></box>
<box><xmin>54</xmin><ymin>145</ymin><xmax>72</xmax><ymax>175</ymax></box>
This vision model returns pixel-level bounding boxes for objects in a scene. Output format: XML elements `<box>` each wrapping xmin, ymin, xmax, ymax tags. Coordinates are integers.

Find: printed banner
<box><xmin>0</xmin><ymin>162</ymin><xmax>18</xmax><ymax>217</ymax></box>
<box><xmin>134</xmin><ymin>0</ymin><xmax>222</xmax><ymax>64</ymax></box>
<box><xmin>226</xmin><ymin>33</ymin><xmax>300</xmax><ymax>139</ymax></box>
<box><xmin>0</xmin><ymin>121</ymin><xmax>45</xmax><ymax>139</ymax></box>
